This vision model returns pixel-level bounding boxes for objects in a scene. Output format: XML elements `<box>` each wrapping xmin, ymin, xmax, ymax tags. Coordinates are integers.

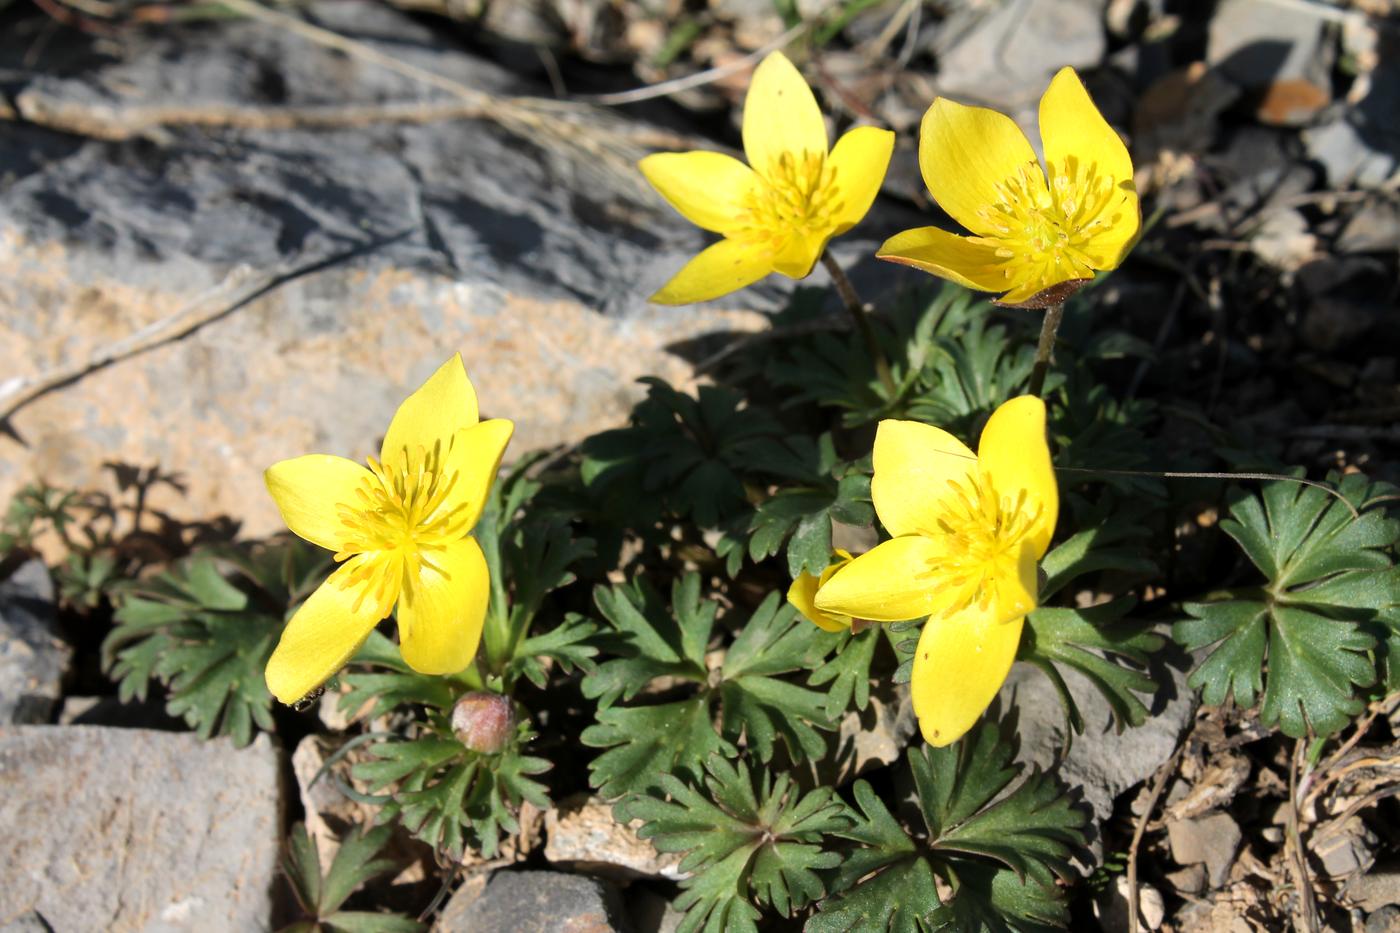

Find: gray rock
<box><xmin>1351</xmin><ymin>871</ymin><xmax>1400</xmax><ymax>913</ymax></box>
<box><xmin>1167</xmin><ymin>811</ymin><xmax>1242</xmax><ymax>888</ymax></box>
<box><xmin>1094</xmin><ymin>875</ymin><xmax>1164</xmax><ymax>931</ymax></box>
<box><xmin>1338</xmin><ymin>200</ymin><xmax>1400</xmax><ymax>253</ymax></box>
<box><xmin>1207</xmin><ymin>0</ymin><xmax>1333</xmax><ymax>89</ymax></box>
<box><xmin>0</xmin><ymin>0</ymin><xmax>920</xmax><ymax>536</ymax></box>
<box><xmin>437</xmin><ymin>869</ymin><xmax>631</xmax><ymax>933</ymax></box>
<box><xmin>0</xmin><ymin>726</ymin><xmax>282</xmax><ymax>931</ymax></box>
<box><xmin>933</xmin><ymin>0</ymin><xmax>1105</xmax><ymax>112</ymax></box>
<box><xmin>0</xmin><ymin>560</ymin><xmax>69</xmax><ymax>724</ymax></box>
<box><xmin>1303</xmin><ymin>57</ymin><xmax>1400</xmax><ymax>189</ymax></box>
<box><xmin>1164</xmin><ymin>863</ymin><xmax>1207</xmax><ymax>896</ymax></box>
<box><xmin>1368</xmin><ymin>905</ymin><xmax>1400</xmax><ymax>933</ymax></box>
<box><xmin>1007</xmin><ymin>637</ymin><xmax>1197</xmax><ymax>851</ymax></box>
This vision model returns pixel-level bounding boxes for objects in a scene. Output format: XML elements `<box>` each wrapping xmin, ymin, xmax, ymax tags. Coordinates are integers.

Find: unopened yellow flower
<box><xmin>640</xmin><ymin>51</ymin><xmax>894</xmax><ymax>305</ymax></box>
<box><xmin>787</xmin><ymin>549</ymin><xmax>855</xmax><ymax>632</ymax></box>
<box><xmin>263</xmin><ymin>355</ymin><xmax>513</xmax><ymax>705</ymax></box>
<box><xmin>814</xmin><ymin>397</ymin><xmax>1057</xmax><ymax>746</ymax></box>
<box><xmin>879</xmin><ymin>67</ymin><xmax>1139</xmax><ymax>307</ymax></box>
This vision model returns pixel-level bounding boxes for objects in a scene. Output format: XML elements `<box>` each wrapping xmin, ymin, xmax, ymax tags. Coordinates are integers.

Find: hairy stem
<box><xmin>1026</xmin><ymin>301</ymin><xmax>1065</xmax><ymax>398</ymax></box>
<box><xmin>820</xmin><ymin>251</ymin><xmax>895</xmax><ymax>397</ymax></box>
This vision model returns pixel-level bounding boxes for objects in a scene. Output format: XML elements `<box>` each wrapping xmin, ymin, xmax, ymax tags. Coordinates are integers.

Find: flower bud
<box><xmin>451</xmin><ymin>691</ymin><xmax>516</xmax><ymax>754</ymax></box>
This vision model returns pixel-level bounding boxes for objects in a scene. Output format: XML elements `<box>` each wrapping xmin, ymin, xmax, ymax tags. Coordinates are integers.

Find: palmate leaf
<box><xmin>583</xmin><ymin>697</ymin><xmax>736</xmax><ymax>800</ymax></box>
<box><xmin>725</xmin><ymin>433</ymin><xmax>874</xmax><ymax>579</ymax></box>
<box><xmin>1021</xmin><ymin>599</ymin><xmax>1164</xmax><ymax>733</ymax></box>
<box><xmin>807</xmin><ymin>625</ymin><xmax>880</xmax><ymax>717</ymax></box>
<box><xmin>507</xmin><ymin>612</ymin><xmax>599</xmax><ymax>689</ymax></box>
<box><xmin>581</xmin><ymin>377</ymin><xmax>787</xmax><ymax>528</ymax></box>
<box><xmin>621</xmin><ymin>755</ymin><xmax>848</xmax><ymax>930</ymax></box>
<box><xmin>581</xmin><ymin>574</ymin><xmax>712</xmax><ymax>709</ymax></box>
<box><xmin>718</xmin><ymin>594</ymin><xmax>839</xmax><ymax>762</ymax></box>
<box><xmin>279</xmin><ymin>823</ymin><xmax>423</xmax><ymax>933</ymax></box>
<box><xmin>812</xmin><ymin>709</ymin><xmax>1086</xmax><ymax>932</ymax></box>
<box><xmin>353</xmin><ymin>724</ymin><xmax>550</xmax><ymax>860</ymax></box>
<box><xmin>1174</xmin><ymin>473</ymin><xmax>1400</xmax><ymax>737</ymax></box>
<box><xmin>102</xmin><ymin>539</ymin><xmax>332</xmax><ymax>747</ymax></box>
<box><xmin>582</xmin><ymin>575</ymin><xmax>839</xmax><ymax>799</ymax></box>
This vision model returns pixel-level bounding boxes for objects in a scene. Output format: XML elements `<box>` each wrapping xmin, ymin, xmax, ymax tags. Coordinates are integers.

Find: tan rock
<box><xmin>544</xmin><ymin>794</ymin><xmax>685</xmax><ymax>881</ymax></box>
<box><xmin>0</xmin><ymin>235</ymin><xmax>764</xmax><ymax>538</ymax></box>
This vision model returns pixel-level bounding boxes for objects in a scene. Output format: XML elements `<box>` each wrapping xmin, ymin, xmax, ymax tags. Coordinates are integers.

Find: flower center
<box><xmin>975</xmin><ymin>158</ymin><xmax>1122</xmax><ymax>292</ymax></box>
<box><xmin>920</xmin><ymin>473</ymin><xmax>1039</xmax><ymax>618</ymax></box>
<box><xmin>732</xmin><ymin>150</ymin><xmax>845</xmax><ymax>251</ymax></box>
<box><xmin>329</xmin><ymin>441</ymin><xmax>471</xmax><ymax>617</ymax></box>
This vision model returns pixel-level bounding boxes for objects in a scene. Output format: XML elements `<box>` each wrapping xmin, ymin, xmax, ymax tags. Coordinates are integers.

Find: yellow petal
<box><xmin>440</xmin><ymin>418</ymin><xmax>514</xmax><ymax>534</ymax></box>
<box><xmin>397</xmin><ymin>536</ymin><xmax>490</xmax><ymax>674</ymax></box>
<box><xmin>877</xmin><ymin>226</ymin><xmax>1012</xmax><ymax>293</ymax></box>
<box><xmin>265</xmin><ymin>562</ymin><xmax>386</xmax><ymax>705</ymax></box>
<box><xmin>743</xmin><ymin>51</ymin><xmax>828</xmax><ymax>178</ymax></box>
<box><xmin>265</xmin><ymin>455</ymin><xmax>372</xmax><ymax>552</ymax></box>
<box><xmin>650</xmin><ymin>237</ymin><xmax>773</xmax><ymax>305</ymax></box>
<box><xmin>771</xmin><ymin>231</ymin><xmax>824</xmax><ymax>279</ymax></box>
<box><xmin>827</xmin><ymin>126</ymin><xmax>895</xmax><ymax>235</ymax></box>
<box><xmin>639</xmin><ymin>151</ymin><xmax>759</xmax><ymax>235</ymax></box>
<box><xmin>918</xmin><ymin>97</ymin><xmax>1043</xmax><ymax>237</ymax></box>
<box><xmin>976</xmin><ymin>396</ymin><xmax>1058</xmax><ymax>558</ymax></box>
<box><xmin>787</xmin><ymin>573</ymin><xmax>849</xmax><ymax>632</ymax></box>
<box><xmin>381</xmin><ymin>354</ymin><xmax>480</xmax><ymax>467</ymax></box>
<box><xmin>813</xmin><ymin>535</ymin><xmax>942</xmax><ymax>622</ymax></box>
<box><xmin>910</xmin><ymin>609</ymin><xmax>1024</xmax><ymax>747</ymax></box>
<box><xmin>871</xmin><ymin>419</ymin><xmax>977</xmax><ymax>538</ymax></box>
<box><xmin>1038</xmin><ymin>67</ymin><xmax>1140</xmax><ymax>271</ymax></box>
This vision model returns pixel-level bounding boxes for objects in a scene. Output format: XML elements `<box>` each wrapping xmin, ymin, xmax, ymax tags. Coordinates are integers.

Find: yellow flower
<box><xmin>640</xmin><ymin>51</ymin><xmax>894</xmax><ymax>305</ymax></box>
<box><xmin>787</xmin><ymin>549</ymin><xmax>855</xmax><ymax>632</ymax></box>
<box><xmin>814</xmin><ymin>396</ymin><xmax>1058</xmax><ymax>746</ymax></box>
<box><xmin>262</xmin><ymin>355</ymin><xmax>513</xmax><ymax>705</ymax></box>
<box><xmin>878</xmin><ymin>67</ymin><xmax>1139</xmax><ymax>308</ymax></box>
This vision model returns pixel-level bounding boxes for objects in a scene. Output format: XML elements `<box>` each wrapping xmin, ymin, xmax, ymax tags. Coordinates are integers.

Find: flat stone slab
<box><xmin>0</xmin><ymin>726</ymin><xmax>282</xmax><ymax>931</ymax></box>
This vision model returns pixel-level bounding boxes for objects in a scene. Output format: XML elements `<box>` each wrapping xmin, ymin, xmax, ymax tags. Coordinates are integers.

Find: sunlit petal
<box><xmin>827</xmin><ymin>126</ymin><xmax>895</xmax><ymax>235</ymax></box>
<box><xmin>381</xmin><ymin>354</ymin><xmax>479</xmax><ymax>467</ymax></box>
<box><xmin>877</xmin><ymin>227</ymin><xmax>1013</xmax><ymax>293</ymax></box>
<box><xmin>265</xmin><ymin>562</ymin><xmax>386</xmax><ymax>705</ymax></box>
<box><xmin>265</xmin><ymin>455</ymin><xmax>372</xmax><ymax>553</ymax></box>
<box><xmin>918</xmin><ymin>97</ymin><xmax>1043</xmax><ymax>237</ymax></box>
<box><xmin>650</xmin><ymin>238</ymin><xmax>774</xmax><ymax>305</ymax></box>
<box><xmin>771</xmin><ymin>231</ymin><xmax>825</xmax><ymax>279</ymax></box>
<box><xmin>976</xmin><ymin>395</ymin><xmax>1058</xmax><ymax>558</ymax></box>
<box><xmin>910</xmin><ymin>609</ymin><xmax>1024</xmax><ymax>747</ymax></box>
<box><xmin>743</xmin><ymin>51</ymin><xmax>828</xmax><ymax>179</ymax></box>
<box><xmin>871</xmin><ymin>419</ymin><xmax>977</xmax><ymax>538</ymax></box>
<box><xmin>397</xmin><ymin>537</ymin><xmax>491</xmax><ymax>675</ymax></box>
<box><xmin>639</xmin><ymin>151</ymin><xmax>759</xmax><ymax>235</ymax></box>
<box><xmin>814</xmin><ymin>536</ymin><xmax>942</xmax><ymax>622</ymax></box>
<box><xmin>439</xmin><ymin>419</ymin><xmax>514</xmax><ymax>535</ymax></box>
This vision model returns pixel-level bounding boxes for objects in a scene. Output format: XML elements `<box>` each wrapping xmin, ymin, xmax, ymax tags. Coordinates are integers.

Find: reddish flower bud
<box><xmin>451</xmin><ymin>691</ymin><xmax>516</xmax><ymax>754</ymax></box>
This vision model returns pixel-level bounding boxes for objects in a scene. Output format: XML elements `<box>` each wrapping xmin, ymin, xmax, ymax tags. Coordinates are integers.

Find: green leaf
<box><xmin>582</xmin><ymin>696</ymin><xmax>735</xmax><ymax>799</ymax></box>
<box><xmin>280</xmin><ymin>823</ymin><xmax>424</xmax><ymax>932</ymax></box>
<box><xmin>621</xmin><ymin>756</ymin><xmax>848</xmax><ymax>927</ymax></box>
<box><xmin>815</xmin><ymin>709</ymin><xmax>1085</xmax><ymax>931</ymax></box>
<box><xmin>807</xmin><ymin>781</ymin><xmax>940</xmax><ymax>933</ymax></box>
<box><xmin>807</xmin><ymin>626</ymin><xmax>880</xmax><ymax>717</ymax></box>
<box><xmin>354</xmin><ymin>726</ymin><xmax>550</xmax><ymax>860</ymax></box>
<box><xmin>1021</xmin><ymin>598</ymin><xmax>1164</xmax><ymax>732</ymax></box>
<box><xmin>581</xmin><ymin>378</ymin><xmax>785</xmax><ymax>528</ymax></box>
<box><xmin>1174</xmin><ymin>473</ymin><xmax>1398</xmax><ymax>737</ymax></box>
<box><xmin>507</xmin><ymin>612</ymin><xmax>599</xmax><ymax>689</ymax></box>
<box><xmin>102</xmin><ymin>539</ymin><xmax>331</xmax><ymax>746</ymax></box>
<box><xmin>719</xmin><ymin>594</ymin><xmax>838</xmax><ymax>763</ymax></box>
<box><xmin>581</xmin><ymin>575</ymin><xmax>712</xmax><ymax>709</ymax></box>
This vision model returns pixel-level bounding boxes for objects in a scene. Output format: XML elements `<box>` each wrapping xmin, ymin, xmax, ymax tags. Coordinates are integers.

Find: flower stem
<box><xmin>820</xmin><ymin>251</ymin><xmax>896</xmax><ymax>397</ymax></box>
<box><xmin>1026</xmin><ymin>301</ymin><xmax>1065</xmax><ymax>398</ymax></box>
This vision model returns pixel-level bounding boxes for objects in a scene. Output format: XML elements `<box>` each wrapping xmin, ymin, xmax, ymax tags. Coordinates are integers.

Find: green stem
<box><xmin>820</xmin><ymin>251</ymin><xmax>895</xmax><ymax>397</ymax></box>
<box><xmin>1026</xmin><ymin>301</ymin><xmax>1065</xmax><ymax>398</ymax></box>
